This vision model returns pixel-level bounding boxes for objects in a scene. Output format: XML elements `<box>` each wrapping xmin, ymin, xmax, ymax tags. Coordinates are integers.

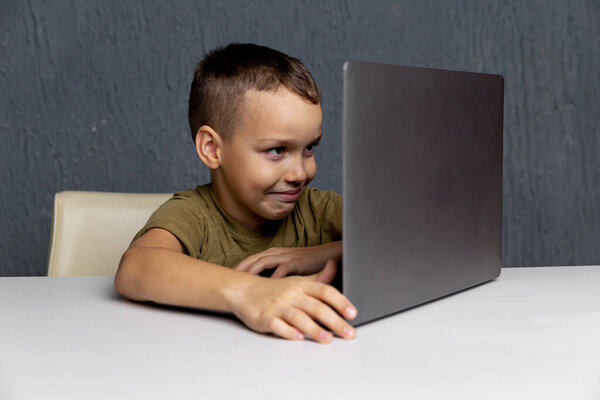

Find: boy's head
<box><xmin>189</xmin><ymin>43</ymin><xmax>323</xmax><ymax>229</ymax></box>
<box><xmin>188</xmin><ymin>43</ymin><xmax>321</xmax><ymax>142</ymax></box>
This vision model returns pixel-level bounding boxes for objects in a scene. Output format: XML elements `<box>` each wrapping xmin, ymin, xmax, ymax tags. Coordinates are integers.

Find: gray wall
<box><xmin>1</xmin><ymin>0</ymin><xmax>599</xmax><ymax>276</ymax></box>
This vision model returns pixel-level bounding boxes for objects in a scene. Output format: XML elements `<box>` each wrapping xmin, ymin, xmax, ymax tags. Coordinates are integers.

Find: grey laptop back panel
<box><xmin>342</xmin><ymin>61</ymin><xmax>503</xmax><ymax>326</ymax></box>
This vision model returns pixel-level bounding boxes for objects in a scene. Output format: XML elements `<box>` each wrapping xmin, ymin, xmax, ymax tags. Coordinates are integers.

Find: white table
<box><xmin>2</xmin><ymin>266</ymin><xmax>600</xmax><ymax>400</ymax></box>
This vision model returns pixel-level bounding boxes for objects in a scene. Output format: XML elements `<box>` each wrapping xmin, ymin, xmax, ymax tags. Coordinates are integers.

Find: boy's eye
<box><xmin>305</xmin><ymin>142</ymin><xmax>319</xmax><ymax>154</ymax></box>
<box><xmin>267</xmin><ymin>146</ymin><xmax>286</xmax><ymax>156</ymax></box>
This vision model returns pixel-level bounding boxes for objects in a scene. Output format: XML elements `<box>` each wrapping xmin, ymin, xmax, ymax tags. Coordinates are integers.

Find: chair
<box><xmin>47</xmin><ymin>191</ymin><xmax>172</xmax><ymax>276</ymax></box>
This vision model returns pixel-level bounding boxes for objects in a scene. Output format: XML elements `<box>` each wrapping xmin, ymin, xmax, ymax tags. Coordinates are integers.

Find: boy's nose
<box><xmin>284</xmin><ymin>157</ymin><xmax>308</xmax><ymax>184</ymax></box>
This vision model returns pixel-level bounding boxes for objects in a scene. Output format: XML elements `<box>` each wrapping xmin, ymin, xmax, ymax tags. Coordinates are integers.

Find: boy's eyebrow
<box><xmin>257</xmin><ymin>134</ymin><xmax>322</xmax><ymax>146</ymax></box>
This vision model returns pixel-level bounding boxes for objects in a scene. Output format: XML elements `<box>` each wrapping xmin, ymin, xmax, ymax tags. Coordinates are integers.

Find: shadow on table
<box><xmin>352</xmin><ymin>276</ymin><xmax>501</xmax><ymax>328</ymax></box>
<box><xmin>106</xmin><ymin>283</ymin><xmax>240</xmax><ymax>324</ymax></box>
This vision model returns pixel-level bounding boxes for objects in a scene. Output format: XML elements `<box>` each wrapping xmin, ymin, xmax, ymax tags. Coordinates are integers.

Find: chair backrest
<box><xmin>47</xmin><ymin>191</ymin><xmax>172</xmax><ymax>276</ymax></box>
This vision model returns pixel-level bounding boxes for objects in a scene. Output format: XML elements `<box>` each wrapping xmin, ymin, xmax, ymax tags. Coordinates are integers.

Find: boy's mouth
<box><xmin>269</xmin><ymin>187</ymin><xmax>303</xmax><ymax>202</ymax></box>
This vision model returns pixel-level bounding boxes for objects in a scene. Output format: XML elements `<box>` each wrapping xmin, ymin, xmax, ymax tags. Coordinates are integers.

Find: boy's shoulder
<box><xmin>131</xmin><ymin>184</ymin><xmax>215</xmax><ymax>252</ymax></box>
<box><xmin>169</xmin><ymin>184</ymin><xmax>212</xmax><ymax>203</ymax></box>
<box><xmin>159</xmin><ymin>184</ymin><xmax>220</xmax><ymax>215</ymax></box>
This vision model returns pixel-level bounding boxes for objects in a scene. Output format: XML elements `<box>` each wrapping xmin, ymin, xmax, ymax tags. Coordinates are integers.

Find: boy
<box><xmin>115</xmin><ymin>43</ymin><xmax>357</xmax><ymax>344</ymax></box>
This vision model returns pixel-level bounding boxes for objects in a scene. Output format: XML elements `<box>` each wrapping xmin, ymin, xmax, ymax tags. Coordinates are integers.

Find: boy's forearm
<box><xmin>115</xmin><ymin>241</ymin><xmax>358</xmax><ymax>343</ymax></box>
<box><xmin>115</xmin><ymin>241</ymin><xmax>342</xmax><ymax>311</ymax></box>
<box><xmin>115</xmin><ymin>246</ymin><xmax>257</xmax><ymax>313</ymax></box>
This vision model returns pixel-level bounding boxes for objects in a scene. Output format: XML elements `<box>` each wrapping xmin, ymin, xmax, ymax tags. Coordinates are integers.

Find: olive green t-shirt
<box><xmin>132</xmin><ymin>184</ymin><xmax>342</xmax><ymax>268</ymax></box>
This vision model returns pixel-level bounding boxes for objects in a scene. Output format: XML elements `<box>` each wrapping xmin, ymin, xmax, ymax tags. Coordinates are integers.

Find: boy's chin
<box><xmin>262</xmin><ymin>204</ymin><xmax>296</xmax><ymax>221</ymax></box>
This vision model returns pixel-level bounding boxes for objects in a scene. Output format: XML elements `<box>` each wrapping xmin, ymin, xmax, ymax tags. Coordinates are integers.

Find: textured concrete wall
<box><xmin>1</xmin><ymin>0</ymin><xmax>599</xmax><ymax>275</ymax></box>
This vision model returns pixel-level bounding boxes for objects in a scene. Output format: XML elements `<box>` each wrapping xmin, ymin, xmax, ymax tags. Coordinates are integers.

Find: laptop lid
<box><xmin>342</xmin><ymin>61</ymin><xmax>503</xmax><ymax>326</ymax></box>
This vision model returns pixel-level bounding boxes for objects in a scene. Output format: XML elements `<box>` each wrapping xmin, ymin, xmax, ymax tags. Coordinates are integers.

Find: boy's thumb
<box><xmin>314</xmin><ymin>259</ymin><xmax>337</xmax><ymax>284</ymax></box>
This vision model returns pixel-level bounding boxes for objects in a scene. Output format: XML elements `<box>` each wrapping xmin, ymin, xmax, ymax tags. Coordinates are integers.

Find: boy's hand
<box><xmin>230</xmin><ymin>260</ymin><xmax>357</xmax><ymax>343</ymax></box>
<box><xmin>234</xmin><ymin>241</ymin><xmax>341</xmax><ymax>278</ymax></box>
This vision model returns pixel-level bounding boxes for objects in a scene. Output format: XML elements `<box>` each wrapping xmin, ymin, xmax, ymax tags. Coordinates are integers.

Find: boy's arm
<box><xmin>114</xmin><ymin>229</ymin><xmax>356</xmax><ymax>343</ymax></box>
<box><xmin>234</xmin><ymin>241</ymin><xmax>342</xmax><ymax>278</ymax></box>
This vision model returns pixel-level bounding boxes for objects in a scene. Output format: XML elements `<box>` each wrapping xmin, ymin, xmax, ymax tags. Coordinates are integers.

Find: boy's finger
<box><xmin>282</xmin><ymin>307</ymin><xmax>332</xmax><ymax>344</ymax></box>
<box><xmin>266</xmin><ymin>316</ymin><xmax>305</xmax><ymax>341</ymax></box>
<box><xmin>301</xmin><ymin>295</ymin><xmax>356</xmax><ymax>340</ymax></box>
<box><xmin>271</xmin><ymin>264</ymin><xmax>291</xmax><ymax>278</ymax></box>
<box><xmin>306</xmin><ymin>280</ymin><xmax>358</xmax><ymax>321</ymax></box>
<box><xmin>307</xmin><ymin>259</ymin><xmax>337</xmax><ymax>283</ymax></box>
<box><xmin>247</xmin><ymin>255</ymin><xmax>289</xmax><ymax>275</ymax></box>
<box><xmin>234</xmin><ymin>256</ymin><xmax>257</xmax><ymax>272</ymax></box>
<box><xmin>319</xmin><ymin>259</ymin><xmax>338</xmax><ymax>283</ymax></box>
<box><xmin>236</xmin><ymin>248</ymin><xmax>282</xmax><ymax>272</ymax></box>
<box><xmin>236</xmin><ymin>255</ymin><xmax>274</xmax><ymax>274</ymax></box>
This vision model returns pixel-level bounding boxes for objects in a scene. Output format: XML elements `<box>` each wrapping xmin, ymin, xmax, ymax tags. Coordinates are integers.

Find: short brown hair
<box><xmin>188</xmin><ymin>43</ymin><xmax>321</xmax><ymax>142</ymax></box>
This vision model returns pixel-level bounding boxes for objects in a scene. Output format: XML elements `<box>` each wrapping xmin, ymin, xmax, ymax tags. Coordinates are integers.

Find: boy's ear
<box><xmin>194</xmin><ymin>125</ymin><xmax>223</xmax><ymax>169</ymax></box>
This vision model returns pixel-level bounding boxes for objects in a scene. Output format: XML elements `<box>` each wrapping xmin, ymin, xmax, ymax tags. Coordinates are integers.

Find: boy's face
<box><xmin>213</xmin><ymin>87</ymin><xmax>322</xmax><ymax>229</ymax></box>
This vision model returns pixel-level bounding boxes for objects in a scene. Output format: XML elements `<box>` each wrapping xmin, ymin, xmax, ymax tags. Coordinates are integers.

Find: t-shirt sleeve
<box><xmin>306</xmin><ymin>188</ymin><xmax>343</xmax><ymax>243</ymax></box>
<box><xmin>131</xmin><ymin>190</ymin><xmax>205</xmax><ymax>258</ymax></box>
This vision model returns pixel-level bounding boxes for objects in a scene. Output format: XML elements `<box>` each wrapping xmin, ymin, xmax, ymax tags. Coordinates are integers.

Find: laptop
<box><xmin>341</xmin><ymin>61</ymin><xmax>504</xmax><ymax>326</ymax></box>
